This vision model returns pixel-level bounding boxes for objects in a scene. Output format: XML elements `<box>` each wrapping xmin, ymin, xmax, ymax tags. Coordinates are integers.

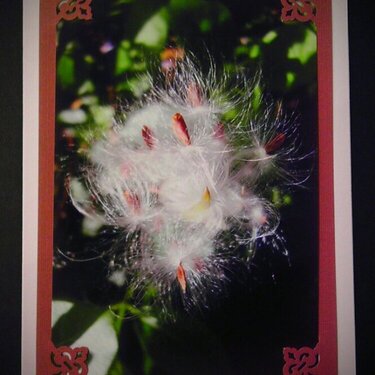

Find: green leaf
<box><xmin>221</xmin><ymin>108</ymin><xmax>237</xmax><ymax>122</ymax></box>
<box><xmin>52</xmin><ymin>301</ymin><xmax>104</xmax><ymax>347</ymax></box>
<box><xmin>283</xmin><ymin>194</ymin><xmax>292</xmax><ymax>206</ymax></box>
<box><xmin>82</xmin><ymin>216</ymin><xmax>103</xmax><ymax>237</ymax></box>
<box><xmin>83</xmin><ymin>54</ymin><xmax>95</xmax><ymax>64</ymax></box>
<box><xmin>114</xmin><ymin>0</ymin><xmax>134</xmax><ymax>4</ymax></box>
<box><xmin>199</xmin><ymin>18</ymin><xmax>212</xmax><ymax>33</ymax></box>
<box><xmin>134</xmin><ymin>7</ymin><xmax>169</xmax><ymax>48</ymax></box>
<box><xmin>89</xmin><ymin>105</ymin><xmax>115</xmax><ymax>129</ymax></box>
<box><xmin>218</xmin><ymin>5</ymin><xmax>230</xmax><ymax>23</ymax></box>
<box><xmin>107</xmin><ymin>357</ymin><xmax>125</xmax><ymax>375</ymax></box>
<box><xmin>116</xmin><ymin>74</ymin><xmax>150</xmax><ymax>97</ymax></box>
<box><xmin>251</xmin><ymin>84</ymin><xmax>262</xmax><ymax>112</ymax></box>
<box><xmin>78</xmin><ymin>80</ymin><xmax>95</xmax><ymax>96</ymax></box>
<box><xmin>58</xmin><ymin>109</ymin><xmax>87</xmax><ymax>124</ymax></box>
<box><xmin>115</xmin><ymin>40</ymin><xmax>133</xmax><ymax>76</ymax></box>
<box><xmin>144</xmin><ymin>356</ymin><xmax>153</xmax><ymax>375</ymax></box>
<box><xmin>52</xmin><ymin>301</ymin><xmax>74</xmax><ymax>327</ymax></box>
<box><xmin>80</xmin><ymin>95</ymin><xmax>99</xmax><ymax>106</ymax></box>
<box><xmin>287</xmin><ymin>28</ymin><xmax>316</xmax><ymax>65</ymax></box>
<box><xmin>69</xmin><ymin>177</ymin><xmax>90</xmax><ymax>203</ymax></box>
<box><xmin>249</xmin><ymin>44</ymin><xmax>260</xmax><ymax>59</ymax></box>
<box><xmin>73</xmin><ymin>105</ymin><xmax>114</xmax><ymax>143</ymax></box>
<box><xmin>271</xmin><ymin>187</ymin><xmax>282</xmax><ymax>207</ymax></box>
<box><xmin>235</xmin><ymin>45</ymin><xmax>248</xmax><ymax>56</ymax></box>
<box><xmin>286</xmin><ymin>71</ymin><xmax>296</xmax><ymax>88</ymax></box>
<box><xmin>52</xmin><ymin>302</ymin><xmax>119</xmax><ymax>375</ymax></box>
<box><xmin>262</xmin><ymin>30</ymin><xmax>277</xmax><ymax>44</ymax></box>
<box><xmin>169</xmin><ymin>0</ymin><xmax>204</xmax><ymax>11</ymax></box>
<box><xmin>57</xmin><ymin>54</ymin><xmax>75</xmax><ymax>88</ymax></box>
<box><xmin>73</xmin><ymin>311</ymin><xmax>118</xmax><ymax>375</ymax></box>
<box><xmin>140</xmin><ymin>315</ymin><xmax>158</xmax><ymax>330</ymax></box>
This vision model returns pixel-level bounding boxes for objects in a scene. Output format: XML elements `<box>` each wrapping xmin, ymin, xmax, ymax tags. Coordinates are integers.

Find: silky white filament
<box><xmin>70</xmin><ymin>55</ymin><xmax>300</xmax><ymax>310</ymax></box>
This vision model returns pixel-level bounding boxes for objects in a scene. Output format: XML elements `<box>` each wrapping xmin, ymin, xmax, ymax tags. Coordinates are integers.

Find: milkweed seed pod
<box><xmin>70</xmin><ymin>55</ymin><xmax>303</xmax><ymax>311</ymax></box>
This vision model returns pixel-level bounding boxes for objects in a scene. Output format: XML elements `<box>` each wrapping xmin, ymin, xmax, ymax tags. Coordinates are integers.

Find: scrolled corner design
<box><xmin>283</xmin><ymin>344</ymin><xmax>319</xmax><ymax>375</ymax></box>
<box><xmin>51</xmin><ymin>345</ymin><xmax>89</xmax><ymax>375</ymax></box>
<box><xmin>56</xmin><ymin>0</ymin><xmax>93</xmax><ymax>23</ymax></box>
<box><xmin>280</xmin><ymin>0</ymin><xmax>317</xmax><ymax>23</ymax></box>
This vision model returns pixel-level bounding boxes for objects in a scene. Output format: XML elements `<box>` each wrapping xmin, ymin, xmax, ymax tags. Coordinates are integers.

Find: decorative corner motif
<box><xmin>280</xmin><ymin>0</ymin><xmax>316</xmax><ymax>23</ymax></box>
<box><xmin>283</xmin><ymin>345</ymin><xmax>319</xmax><ymax>375</ymax></box>
<box><xmin>56</xmin><ymin>0</ymin><xmax>93</xmax><ymax>22</ymax></box>
<box><xmin>51</xmin><ymin>346</ymin><xmax>89</xmax><ymax>375</ymax></box>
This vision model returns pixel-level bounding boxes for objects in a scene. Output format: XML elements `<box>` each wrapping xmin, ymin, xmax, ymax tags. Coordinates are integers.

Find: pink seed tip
<box><xmin>187</xmin><ymin>83</ymin><xmax>202</xmax><ymax>107</ymax></box>
<box><xmin>213</xmin><ymin>122</ymin><xmax>226</xmax><ymax>140</ymax></box>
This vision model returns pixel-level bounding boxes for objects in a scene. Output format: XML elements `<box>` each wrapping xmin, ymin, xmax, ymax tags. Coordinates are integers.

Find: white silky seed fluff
<box><xmin>70</xmin><ymin>56</ymin><xmax>298</xmax><ymax>309</ymax></box>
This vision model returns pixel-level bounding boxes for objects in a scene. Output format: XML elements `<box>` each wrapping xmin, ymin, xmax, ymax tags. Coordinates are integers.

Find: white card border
<box><xmin>22</xmin><ymin>0</ymin><xmax>39</xmax><ymax>373</ymax></box>
<box><xmin>332</xmin><ymin>0</ymin><xmax>356</xmax><ymax>373</ymax></box>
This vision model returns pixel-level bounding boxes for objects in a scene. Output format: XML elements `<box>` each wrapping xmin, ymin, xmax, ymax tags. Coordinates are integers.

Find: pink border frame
<box><xmin>315</xmin><ymin>2</ymin><xmax>337</xmax><ymax>373</ymax></box>
<box><xmin>36</xmin><ymin>1</ymin><xmax>337</xmax><ymax>373</ymax></box>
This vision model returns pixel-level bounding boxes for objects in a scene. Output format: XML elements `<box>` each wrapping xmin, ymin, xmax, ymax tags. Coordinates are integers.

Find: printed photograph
<box><xmin>52</xmin><ymin>0</ymin><xmax>318</xmax><ymax>373</ymax></box>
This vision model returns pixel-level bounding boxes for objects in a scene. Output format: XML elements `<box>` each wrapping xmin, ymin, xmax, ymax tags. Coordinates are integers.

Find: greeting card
<box><xmin>23</xmin><ymin>0</ymin><xmax>355</xmax><ymax>373</ymax></box>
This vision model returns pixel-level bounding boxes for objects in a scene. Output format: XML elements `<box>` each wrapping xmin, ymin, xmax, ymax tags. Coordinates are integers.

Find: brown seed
<box><xmin>142</xmin><ymin>126</ymin><xmax>154</xmax><ymax>149</ymax></box>
<box><xmin>177</xmin><ymin>262</ymin><xmax>187</xmax><ymax>293</ymax></box>
<box><xmin>264</xmin><ymin>133</ymin><xmax>286</xmax><ymax>154</ymax></box>
<box><xmin>172</xmin><ymin>113</ymin><xmax>191</xmax><ymax>145</ymax></box>
<box><xmin>124</xmin><ymin>191</ymin><xmax>140</xmax><ymax>212</ymax></box>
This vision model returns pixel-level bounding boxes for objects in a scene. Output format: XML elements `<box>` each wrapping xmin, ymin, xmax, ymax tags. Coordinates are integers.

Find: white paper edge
<box><xmin>332</xmin><ymin>0</ymin><xmax>356</xmax><ymax>373</ymax></box>
<box><xmin>22</xmin><ymin>0</ymin><xmax>39</xmax><ymax>374</ymax></box>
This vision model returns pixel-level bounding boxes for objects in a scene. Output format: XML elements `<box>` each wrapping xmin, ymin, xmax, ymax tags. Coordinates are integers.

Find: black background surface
<box><xmin>348</xmin><ymin>0</ymin><xmax>375</xmax><ymax>374</ymax></box>
<box><xmin>0</xmin><ymin>0</ymin><xmax>22</xmax><ymax>374</ymax></box>
<box><xmin>0</xmin><ymin>0</ymin><xmax>374</xmax><ymax>374</ymax></box>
